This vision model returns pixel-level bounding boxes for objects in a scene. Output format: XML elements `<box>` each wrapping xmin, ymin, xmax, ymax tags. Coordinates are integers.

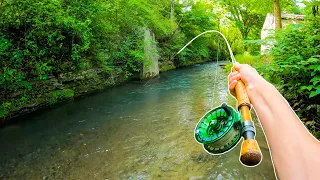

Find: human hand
<box><xmin>228</xmin><ymin>62</ymin><xmax>266</xmax><ymax>98</ymax></box>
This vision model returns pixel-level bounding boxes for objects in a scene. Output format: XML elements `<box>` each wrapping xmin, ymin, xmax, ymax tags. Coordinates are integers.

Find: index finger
<box><xmin>228</xmin><ymin>71</ymin><xmax>240</xmax><ymax>80</ymax></box>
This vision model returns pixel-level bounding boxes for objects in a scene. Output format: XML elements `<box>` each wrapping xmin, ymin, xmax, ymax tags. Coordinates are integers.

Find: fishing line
<box><xmin>211</xmin><ymin>34</ymin><xmax>220</xmax><ymax>109</ymax></box>
<box><xmin>176</xmin><ymin>30</ymin><xmax>237</xmax><ymax>64</ymax></box>
<box><xmin>176</xmin><ymin>30</ymin><xmax>236</xmax><ymax>110</ymax></box>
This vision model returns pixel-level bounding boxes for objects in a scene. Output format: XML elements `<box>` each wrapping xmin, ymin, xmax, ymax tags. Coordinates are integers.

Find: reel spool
<box><xmin>194</xmin><ymin>103</ymin><xmax>242</xmax><ymax>154</ymax></box>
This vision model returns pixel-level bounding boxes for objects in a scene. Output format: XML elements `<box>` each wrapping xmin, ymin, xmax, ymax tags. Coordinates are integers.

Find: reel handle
<box><xmin>232</xmin><ymin>69</ymin><xmax>262</xmax><ymax>166</ymax></box>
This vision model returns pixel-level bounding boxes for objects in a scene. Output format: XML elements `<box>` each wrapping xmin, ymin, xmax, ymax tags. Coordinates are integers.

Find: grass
<box><xmin>224</xmin><ymin>52</ymin><xmax>272</xmax><ymax>74</ymax></box>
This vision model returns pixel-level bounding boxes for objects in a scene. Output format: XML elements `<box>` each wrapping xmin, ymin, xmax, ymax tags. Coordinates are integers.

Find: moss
<box><xmin>160</xmin><ymin>64</ymin><xmax>176</xmax><ymax>72</ymax></box>
<box><xmin>50</xmin><ymin>89</ymin><xmax>74</xmax><ymax>104</ymax></box>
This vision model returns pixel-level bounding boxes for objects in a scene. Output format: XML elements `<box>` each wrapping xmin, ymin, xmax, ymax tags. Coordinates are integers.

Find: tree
<box><xmin>274</xmin><ymin>0</ymin><xmax>282</xmax><ymax>29</ymax></box>
<box><xmin>215</xmin><ymin>0</ymin><xmax>295</xmax><ymax>39</ymax></box>
<box><xmin>170</xmin><ymin>0</ymin><xmax>175</xmax><ymax>23</ymax></box>
<box><xmin>216</xmin><ymin>0</ymin><xmax>270</xmax><ymax>40</ymax></box>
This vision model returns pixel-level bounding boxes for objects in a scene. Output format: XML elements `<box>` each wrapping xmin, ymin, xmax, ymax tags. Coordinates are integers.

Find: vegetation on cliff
<box><xmin>0</xmin><ymin>0</ymin><xmax>219</xmax><ymax>118</ymax></box>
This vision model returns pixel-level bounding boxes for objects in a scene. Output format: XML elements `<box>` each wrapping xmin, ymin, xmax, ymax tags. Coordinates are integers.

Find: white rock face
<box><xmin>261</xmin><ymin>13</ymin><xmax>305</xmax><ymax>55</ymax></box>
<box><xmin>261</xmin><ymin>14</ymin><xmax>276</xmax><ymax>55</ymax></box>
<box><xmin>142</xmin><ymin>28</ymin><xmax>160</xmax><ymax>80</ymax></box>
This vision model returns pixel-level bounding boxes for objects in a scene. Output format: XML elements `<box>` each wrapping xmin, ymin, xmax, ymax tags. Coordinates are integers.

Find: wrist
<box><xmin>247</xmin><ymin>79</ymin><xmax>272</xmax><ymax>106</ymax></box>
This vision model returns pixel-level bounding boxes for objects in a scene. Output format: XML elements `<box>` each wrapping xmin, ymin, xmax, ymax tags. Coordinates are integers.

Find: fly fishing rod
<box><xmin>176</xmin><ymin>30</ymin><xmax>262</xmax><ymax>167</ymax></box>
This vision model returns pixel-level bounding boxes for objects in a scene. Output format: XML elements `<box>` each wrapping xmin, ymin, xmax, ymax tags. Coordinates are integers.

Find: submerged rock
<box><xmin>189</xmin><ymin>176</ymin><xmax>204</xmax><ymax>180</ymax></box>
<box><xmin>160</xmin><ymin>166</ymin><xmax>171</xmax><ymax>172</ymax></box>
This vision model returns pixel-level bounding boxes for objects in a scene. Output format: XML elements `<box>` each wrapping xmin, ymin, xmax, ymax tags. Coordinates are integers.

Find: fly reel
<box><xmin>194</xmin><ymin>103</ymin><xmax>242</xmax><ymax>154</ymax></box>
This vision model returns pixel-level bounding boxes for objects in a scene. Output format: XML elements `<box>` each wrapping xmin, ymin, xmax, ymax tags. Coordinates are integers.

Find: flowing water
<box><xmin>0</xmin><ymin>63</ymin><xmax>276</xmax><ymax>180</ymax></box>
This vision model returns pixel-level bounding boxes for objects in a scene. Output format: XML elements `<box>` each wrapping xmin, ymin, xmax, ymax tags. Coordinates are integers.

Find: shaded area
<box><xmin>0</xmin><ymin>63</ymin><xmax>275</xmax><ymax>179</ymax></box>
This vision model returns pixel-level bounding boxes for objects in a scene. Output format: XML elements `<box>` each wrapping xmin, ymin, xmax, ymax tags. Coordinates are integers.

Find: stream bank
<box><xmin>0</xmin><ymin>59</ymin><xmax>215</xmax><ymax>127</ymax></box>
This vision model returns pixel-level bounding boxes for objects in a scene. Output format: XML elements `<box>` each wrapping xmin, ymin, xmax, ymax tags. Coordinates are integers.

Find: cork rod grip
<box><xmin>232</xmin><ymin>68</ymin><xmax>262</xmax><ymax>166</ymax></box>
<box><xmin>234</xmin><ymin>81</ymin><xmax>251</xmax><ymax>122</ymax></box>
<box><xmin>235</xmin><ymin>80</ymin><xmax>250</xmax><ymax>108</ymax></box>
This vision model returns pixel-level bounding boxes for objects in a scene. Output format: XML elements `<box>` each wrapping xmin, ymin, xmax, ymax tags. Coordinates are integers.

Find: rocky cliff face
<box><xmin>141</xmin><ymin>28</ymin><xmax>160</xmax><ymax>80</ymax></box>
<box><xmin>1</xmin><ymin>69</ymin><xmax>127</xmax><ymax>125</ymax></box>
<box><xmin>1</xmin><ymin>28</ymin><xmax>162</xmax><ymax>124</ymax></box>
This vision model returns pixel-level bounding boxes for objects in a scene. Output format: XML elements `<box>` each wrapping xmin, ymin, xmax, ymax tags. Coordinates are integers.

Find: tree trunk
<box><xmin>170</xmin><ymin>0</ymin><xmax>174</xmax><ymax>23</ymax></box>
<box><xmin>274</xmin><ymin>0</ymin><xmax>282</xmax><ymax>29</ymax></box>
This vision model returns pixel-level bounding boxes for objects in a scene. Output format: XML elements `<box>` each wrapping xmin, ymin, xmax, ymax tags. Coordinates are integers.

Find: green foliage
<box><xmin>235</xmin><ymin>53</ymin><xmax>260</xmax><ymax>65</ymax></box>
<box><xmin>168</xmin><ymin>0</ymin><xmax>219</xmax><ymax>67</ymax></box>
<box><xmin>224</xmin><ymin>63</ymin><xmax>233</xmax><ymax>73</ymax></box>
<box><xmin>1</xmin><ymin>92</ymin><xmax>30</xmax><ymax>117</ymax></box>
<box><xmin>260</xmin><ymin>15</ymin><xmax>320</xmax><ymax>129</ymax></box>
<box><xmin>269</xmin><ymin>21</ymin><xmax>320</xmax><ymax>100</ymax></box>
<box><xmin>216</xmin><ymin>0</ymin><xmax>268</xmax><ymax>41</ymax></box>
<box><xmin>220</xmin><ymin>26</ymin><xmax>245</xmax><ymax>55</ymax></box>
<box><xmin>215</xmin><ymin>0</ymin><xmax>298</xmax><ymax>53</ymax></box>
